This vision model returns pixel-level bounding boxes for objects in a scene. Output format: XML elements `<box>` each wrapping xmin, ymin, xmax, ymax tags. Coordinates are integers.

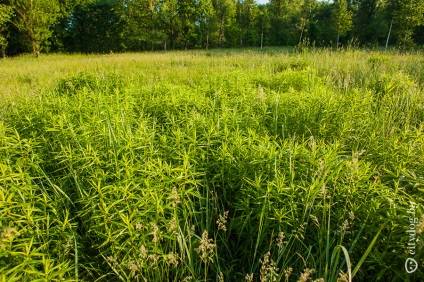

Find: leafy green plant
<box><xmin>0</xmin><ymin>49</ymin><xmax>423</xmax><ymax>281</ymax></box>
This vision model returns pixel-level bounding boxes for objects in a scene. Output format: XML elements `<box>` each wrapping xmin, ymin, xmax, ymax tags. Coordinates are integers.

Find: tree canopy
<box><xmin>1</xmin><ymin>0</ymin><xmax>423</xmax><ymax>57</ymax></box>
<box><xmin>0</xmin><ymin>3</ymin><xmax>14</xmax><ymax>58</ymax></box>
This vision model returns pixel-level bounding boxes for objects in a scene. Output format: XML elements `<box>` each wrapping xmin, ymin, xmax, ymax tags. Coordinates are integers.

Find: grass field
<box><xmin>0</xmin><ymin>48</ymin><xmax>423</xmax><ymax>281</ymax></box>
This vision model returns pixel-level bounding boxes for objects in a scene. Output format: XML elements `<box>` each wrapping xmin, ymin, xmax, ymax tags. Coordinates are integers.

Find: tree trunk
<box><xmin>385</xmin><ymin>19</ymin><xmax>393</xmax><ymax>52</ymax></box>
<box><xmin>150</xmin><ymin>10</ymin><xmax>154</xmax><ymax>52</ymax></box>
<box><xmin>336</xmin><ymin>32</ymin><xmax>339</xmax><ymax>50</ymax></box>
<box><xmin>206</xmin><ymin>33</ymin><xmax>209</xmax><ymax>50</ymax></box>
<box><xmin>402</xmin><ymin>29</ymin><xmax>408</xmax><ymax>51</ymax></box>
<box><xmin>33</xmin><ymin>41</ymin><xmax>40</xmax><ymax>58</ymax></box>
<box><xmin>1</xmin><ymin>45</ymin><xmax>5</xmax><ymax>59</ymax></box>
<box><xmin>260</xmin><ymin>30</ymin><xmax>263</xmax><ymax>49</ymax></box>
<box><xmin>238</xmin><ymin>0</ymin><xmax>242</xmax><ymax>47</ymax></box>
<box><xmin>170</xmin><ymin>17</ymin><xmax>174</xmax><ymax>50</ymax></box>
<box><xmin>299</xmin><ymin>24</ymin><xmax>305</xmax><ymax>44</ymax></box>
<box><xmin>219</xmin><ymin>13</ymin><xmax>225</xmax><ymax>48</ymax></box>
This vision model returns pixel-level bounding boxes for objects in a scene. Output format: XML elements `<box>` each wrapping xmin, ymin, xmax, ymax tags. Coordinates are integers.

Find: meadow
<box><xmin>0</xmin><ymin>48</ymin><xmax>423</xmax><ymax>281</ymax></box>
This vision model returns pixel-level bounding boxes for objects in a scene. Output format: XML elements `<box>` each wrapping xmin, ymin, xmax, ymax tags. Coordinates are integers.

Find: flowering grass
<box><xmin>0</xmin><ymin>48</ymin><xmax>423</xmax><ymax>281</ymax></box>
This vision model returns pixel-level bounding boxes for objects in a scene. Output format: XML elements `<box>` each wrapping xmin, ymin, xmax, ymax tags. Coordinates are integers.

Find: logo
<box><xmin>405</xmin><ymin>258</ymin><xmax>418</xmax><ymax>273</ymax></box>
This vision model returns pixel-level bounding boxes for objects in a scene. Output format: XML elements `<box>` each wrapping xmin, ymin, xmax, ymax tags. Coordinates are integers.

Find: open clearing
<box><xmin>0</xmin><ymin>49</ymin><xmax>423</xmax><ymax>281</ymax></box>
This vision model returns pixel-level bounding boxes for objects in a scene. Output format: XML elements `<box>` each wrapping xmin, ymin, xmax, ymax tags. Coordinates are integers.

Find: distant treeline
<box><xmin>1</xmin><ymin>0</ymin><xmax>424</xmax><ymax>57</ymax></box>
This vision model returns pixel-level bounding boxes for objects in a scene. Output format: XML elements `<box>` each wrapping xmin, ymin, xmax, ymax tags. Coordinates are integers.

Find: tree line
<box><xmin>0</xmin><ymin>0</ymin><xmax>423</xmax><ymax>57</ymax></box>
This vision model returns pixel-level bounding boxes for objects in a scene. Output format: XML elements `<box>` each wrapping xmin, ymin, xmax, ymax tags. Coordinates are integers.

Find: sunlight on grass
<box><xmin>0</xmin><ymin>48</ymin><xmax>423</xmax><ymax>281</ymax></box>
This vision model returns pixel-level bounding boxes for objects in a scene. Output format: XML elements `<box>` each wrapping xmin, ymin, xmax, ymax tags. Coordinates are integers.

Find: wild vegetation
<box><xmin>0</xmin><ymin>48</ymin><xmax>423</xmax><ymax>281</ymax></box>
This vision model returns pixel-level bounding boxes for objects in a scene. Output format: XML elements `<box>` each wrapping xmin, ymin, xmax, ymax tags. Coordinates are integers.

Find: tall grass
<box><xmin>1</xmin><ymin>48</ymin><xmax>423</xmax><ymax>281</ymax></box>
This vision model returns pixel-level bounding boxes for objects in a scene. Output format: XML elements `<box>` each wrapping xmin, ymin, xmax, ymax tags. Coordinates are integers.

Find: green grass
<box><xmin>0</xmin><ymin>48</ymin><xmax>423</xmax><ymax>281</ymax></box>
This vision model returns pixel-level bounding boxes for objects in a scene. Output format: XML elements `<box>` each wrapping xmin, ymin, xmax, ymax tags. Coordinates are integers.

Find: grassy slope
<box><xmin>0</xmin><ymin>48</ymin><xmax>423</xmax><ymax>281</ymax></box>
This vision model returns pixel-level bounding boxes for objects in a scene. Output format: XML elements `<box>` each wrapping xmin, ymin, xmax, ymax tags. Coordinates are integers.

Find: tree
<box><xmin>65</xmin><ymin>0</ymin><xmax>123</xmax><ymax>53</ymax></box>
<box><xmin>352</xmin><ymin>0</ymin><xmax>388</xmax><ymax>46</ymax></box>
<box><xmin>161</xmin><ymin>0</ymin><xmax>178</xmax><ymax>50</ymax></box>
<box><xmin>146</xmin><ymin>0</ymin><xmax>167</xmax><ymax>50</ymax></box>
<box><xmin>297</xmin><ymin>0</ymin><xmax>316</xmax><ymax>44</ymax></box>
<box><xmin>212</xmin><ymin>0</ymin><xmax>236</xmax><ymax>47</ymax></box>
<box><xmin>8</xmin><ymin>0</ymin><xmax>60</xmax><ymax>57</ymax></box>
<box><xmin>0</xmin><ymin>4</ymin><xmax>14</xmax><ymax>58</ymax></box>
<box><xmin>386</xmin><ymin>0</ymin><xmax>424</xmax><ymax>49</ymax></box>
<box><xmin>238</xmin><ymin>0</ymin><xmax>258</xmax><ymax>47</ymax></box>
<box><xmin>255</xmin><ymin>4</ymin><xmax>271</xmax><ymax>49</ymax></box>
<box><xmin>268</xmin><ymin>0</ymin><xmax>304</xmax><ymax>46</ymax></box>
<box><xmin>119</xmin><ymin>0</ymin><xmax>167</xmax><ymax>51</ymax></box>
<box><xmin>309</xmin><ymin>1</ymin><xmax>333</xmax><ymax>46</ymax></box>
<box><xmin>198</xmin><ymin>0</ymin><xmax>216</xmax><ymax>49</ymax></box>
<box><xmin>117</xmin><ymin>0</ymin><xmax>150</xmax><ymax>51</ymax></box>
<box><xmin>331</xmin><ymin>0</ymin><xmax>353</xmax><ymax>49</ymax></box>
<box><xmin>178</xmin><ymin>0</ymin><xmax>201</xmax><ymax>49</ymax></box>
<box><xmin>8</xmin><ymin>0</ymin><xmax>93</xmax><ymax>57</ymax></box>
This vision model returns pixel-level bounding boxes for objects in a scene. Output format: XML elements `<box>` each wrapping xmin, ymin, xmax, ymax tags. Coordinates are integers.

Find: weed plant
<box><xmin>0</xmin><ymin>48</ymin><xmax>423</xmax><ymax>281</ymax></box>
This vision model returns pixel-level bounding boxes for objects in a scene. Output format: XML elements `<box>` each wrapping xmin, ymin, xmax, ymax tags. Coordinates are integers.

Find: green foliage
<box><xmin>212</xmin><ymin>0</ymin><xmax>237</xmax><ymax>47</ymax></box>
<box><xmin>0</xmin><ymin>4</ymin><xmax>14</xmax><ymax>57</ymax></box>
<box><xmin>391</xmin><ymin>0</ymin><xmax>424</xmax><ymax>48</ymax></box>
<box><xmin>268</xmin><ymin>0</ymin><xmax>304</xmax><ymax>45</ymax></box>
<box><xmin>352</xmin><ymin>0</ymin><xmax>389</xmax><ymax>46</ymax></box>
<box><xmin>0</xmin><ymin>49</ymin><xmax>423</xmax><ymax>280</ymax></box>
<box><xmin>7</xmin><ymin>0</ymin><xmax>94</xmax><ymax>57</ymax></box>
<box><xmin>65</xmin><ymin>0</ymin><xmax>124</xmax><ymax>53</ymax></box>
<box><xmin>3</xmin><ymin>0</ymin><xmax>424</xmax><ymax>56</ymax></box>
<box><xmin>55</xmin><ymin>71</ymin><xmax>122</xmax><ymax>96</ymax></box>
<box><xmin>9</xmin><ymin>0</ymin><xmax>61</xmax><ymax>57</ymax></box>
<box><xmin>0</xmin><ymin>125</ymin><xmax>76</xmax><ymax>281</ymax></box>
<box><xmin>332</xmin><ymin>0</ymin><xmax>353</xmax><ymax>48</ymax></box>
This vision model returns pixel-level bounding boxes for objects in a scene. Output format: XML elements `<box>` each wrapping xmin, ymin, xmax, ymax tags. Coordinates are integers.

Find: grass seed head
<box><xmin>260</xmin><ymin>252</ymin><xmax>279</xmax><ymax>282</ymax></box>
<box><xmin>127</xmin><ymin>260</ymin><xmax>143</xmax><ymax>277</ymax></box>
<box><xmin>167</xmin><ymin>216</ymin><xmax>178</xmax><ymax>235</ymax></box>
<box><xmin>135</xmin><ymin>223</ymin><xmax>143</xmax><ymax>231</ymax></box>
<box><xmin>310</xmin><ymin>215</ymin><xmax>320</xmax><ymax>228</ymax></box>
<box><xmin>1</xmin><ymin>228</ymin><xmax>20</xmax><ymax>241</ymax></box>
<box><xmin>170</xmin><ymin>187</ymin><xmax>180</xmax><ymax>207</ymax></box>
<box><xmin>337</xmin><ymin>270</ymin><xmax>349</xmax><ymax>282</ymax></box>
<box><xmin>148</xmin><ymin>254</ymin><xmax>160</xmax><ymax>267</ymax></box>
<box><xmin>188</xmin><ymin>225</ymin><xmax>196</xmax><ymax>237</ymax></box>
<box><xmin>297</xmin><ymin>268</ymin><xmax>315</xmax><ymax>282</ymax></box>
<box><xmin>245</xmin><ymin>273</ymin><xmax>254</xmax><ymax>282</ymax></box>
<box><xmin>107</xmin><ymin>256</ymin><xmax>117</xmax><ymax>264</ymax></box>
<box><xmin>276</xmin><ymin>231</ymin><xmax>288</xmax><ymax>251</ymax></box>
<box><xmin>195</xmin><ymin>230</ymin><xmax>216</xmax><ymax>263</ymax></box>
<box><xmin>219</xmin><ymin>272</ymin><xmax>224</xmax><ymax>282</ymax></box>
<box><xmin>216</xmin><ymin>211</ymin><xmax>229</xmax><ymax>232</ymax></box>
<box><xmin>284</xmin><ymin>267</ymin><xmax>293</xmax><ymax>281</ymax></box>
<box><xmin>139</xmin><ymin>245</ymin><xmax>148</xmax><ymax>259</ymax></box>
<box><xmin>341</xmin><ymin>219</ymin><xmax>351</xmax><ymax>235</ymax></box>
<box><xmin>167</xmin><ymin>252</ymin><xmax>180</xmax><ymax>267</ymax></box>
<box><xmin>256</xmin><ymin>84</ymin><xmax>266</xmax><ymax>102</ymax></box>
<box><xmin>150</xmin><ymin>223</ymin><xmax>162</xmax><ymax>243</ymax></box>
<box><xmin>349</xmin><ymin>211</ymin><xmax>355</xmax><ymax>221</ymax></box>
